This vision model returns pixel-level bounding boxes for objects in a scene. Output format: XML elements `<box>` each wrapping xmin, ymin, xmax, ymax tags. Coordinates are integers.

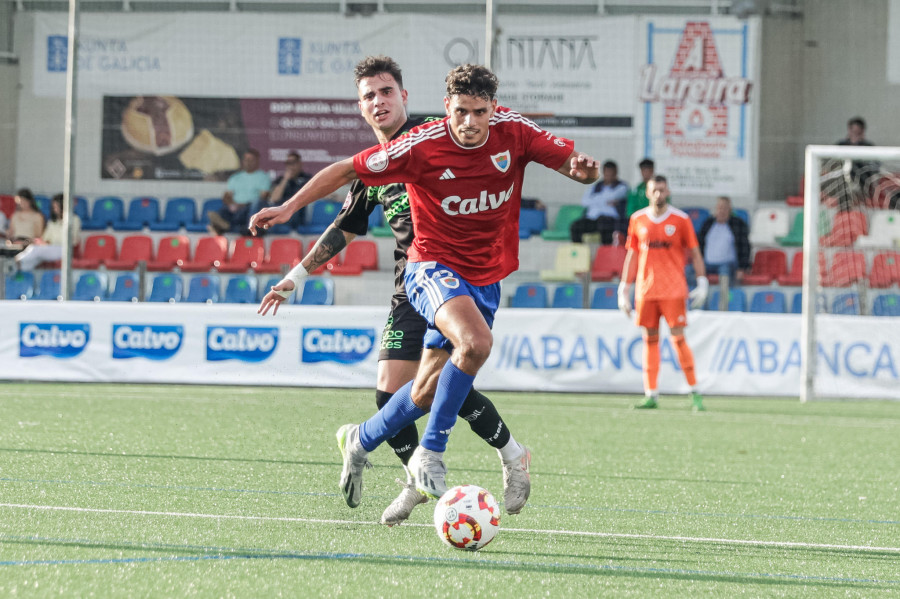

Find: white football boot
<box><xmin>381</xmin><ymin>469</ymin><xmax>428</xmax><ymax>526</ymax></box>
<box><xmin>408</xmin><ymin>445</ymin><xmax>448</xmax><ymax>500</ymax></box>
<box><xmin>336</xmin><ymin>424</ymin><xmax>371</xmax><ymax>508</ymax></box>
<box><xmin>502</xmin><ymin>443</ymin><xmax>531</xmax><ymax>514</ymax></box>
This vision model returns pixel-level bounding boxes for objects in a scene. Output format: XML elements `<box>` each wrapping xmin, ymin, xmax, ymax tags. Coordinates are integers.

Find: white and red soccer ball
<box><xmin>433</xmin><ymin>485</ymin><xmax>501</xmax><ymax>551</ymax></box>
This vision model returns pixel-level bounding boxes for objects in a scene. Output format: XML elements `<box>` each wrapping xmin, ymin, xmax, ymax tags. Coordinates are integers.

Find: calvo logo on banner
<box><xmin>20</xmin><ymin>323</ymin><xmax>90</xmax><ymax>358</ymax></box>
<box><xmin>302</xmin><ymin>328</ymin><xmax>375</xmax><ymax>364</ymax></box>
<box><xmin>112</xmin><ymin>324</ymin><xmax>183</xmax><ymax>360</ymax></box>
<box><xmin>207</xmin><ymin>326</ymin><xmax>279</xmax><ymax>362</ymax></box>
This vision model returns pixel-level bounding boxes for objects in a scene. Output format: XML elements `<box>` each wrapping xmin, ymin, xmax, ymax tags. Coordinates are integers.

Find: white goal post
<box><xmin>801</xmin><ymin>145</ymin><xmax>900</xmax><ymax>402</ymax></box>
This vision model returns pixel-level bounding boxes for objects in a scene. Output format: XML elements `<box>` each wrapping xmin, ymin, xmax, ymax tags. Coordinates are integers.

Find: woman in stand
<box><xmin>15</xmin><ymin>194</ymin><xmax>81</xmax><ymax>271</ymax></box>
<box><xmin>6</xmin><ymin>188</ymin><xmax>46</xmax><ymax>246</ymax></box>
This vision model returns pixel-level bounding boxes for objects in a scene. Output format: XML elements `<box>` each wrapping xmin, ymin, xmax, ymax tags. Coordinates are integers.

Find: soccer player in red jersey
<box><xmin>618</xmin><ymin>175</ymin><xmax>708</xmax><ymax>411</ymax></box>
<box><xmin>251</xmin><ymin>63</ymin><xmax>599</xmax><ymax>502</ymax></box>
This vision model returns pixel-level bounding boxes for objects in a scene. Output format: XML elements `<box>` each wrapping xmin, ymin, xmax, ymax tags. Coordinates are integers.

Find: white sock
<box><xmin>402</xmin><ymin>465</ymin><xmax>413</xmax><ymax>485</ymax></box>
<box><xmin>497</xmin><ymin>436</ymin><xmax>523</xmax><ymax>463</ymax></box>
<box><xmin>646</xmin><ymin>390</ymin><xmax>659</xmax><ymax>399</ymax></box>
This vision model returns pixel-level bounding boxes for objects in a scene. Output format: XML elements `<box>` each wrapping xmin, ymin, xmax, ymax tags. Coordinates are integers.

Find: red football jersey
<box><xmin>626</xmin><ymin>206</ymin><xmax>698</xmax><ymax>300</ymax></box>
<box><xmin>353</xmin><ymin>107</ymin><xmax>574</xmax><ymax>285</ymax></box>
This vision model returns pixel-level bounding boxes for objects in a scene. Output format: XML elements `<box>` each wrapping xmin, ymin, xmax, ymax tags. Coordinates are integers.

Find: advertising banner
<box><xmin>1</xmin><ymin>303</ymin><xmax>896</xmax><ymax>400</ymax></box>
<box><xmin>635</xmin><ymin>17</ymin><xmax>759</xmax><ymax>196</ymax></box>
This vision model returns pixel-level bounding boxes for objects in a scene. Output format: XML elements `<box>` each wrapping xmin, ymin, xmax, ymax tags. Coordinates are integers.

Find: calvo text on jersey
<box><xmin>441</xmin><ymin>182</ymin><xmax>515</xmax><ymax>216</ymax></box>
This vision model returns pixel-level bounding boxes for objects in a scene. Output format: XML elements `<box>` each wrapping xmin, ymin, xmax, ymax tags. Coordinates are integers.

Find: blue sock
<box><xmin>358</xmin><ymin>381</ymin><xmax>424</xmax><ymax>452</ymax></box>
<box><xmin>421</xmin><ymin>361</ymin><xmax>475</xmax><ymax>452</ymax></box>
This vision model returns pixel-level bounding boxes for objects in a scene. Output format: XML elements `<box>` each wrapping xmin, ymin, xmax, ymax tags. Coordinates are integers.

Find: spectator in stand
<box><xmin>697</xmin><ymin>196</ymin><xmax>751</xmax><ymax>285</ymax></box>
<box><xmin>259</xmin><ymin>151</ymin><xmax>312</xmax><ymax>231</ymax></box>
<box><xmin>208</xmin><ymin>149</ymin><xmax>271</xmax><ymax>235</ymax></box>
<box><xmin>625</xmin><ymin>158</ymin><xmax>655</xmax><ymax>218</ymax></box>
<box><xmin>836</xmin><ymin>116</ymin><xmax>877</xmax><ymax>199</ymax></box>
<box><xmin>15</xmin><ymin>194</ymin><xmax>81</xmax><ymax>271</ymax></box>
<box><xmin>5</xmin><ymin>188</ymin><xmax>45</xmax><ymax>246</ymax></box>
<box><xmin>836</xmin><ymin>116</ymin><xmax>873</xmax><ymax>147</ymax></box>
<box><xmin>570</xmin><ymin>160</ymin><xmax>628</xmax><ymax>244</ymax></box>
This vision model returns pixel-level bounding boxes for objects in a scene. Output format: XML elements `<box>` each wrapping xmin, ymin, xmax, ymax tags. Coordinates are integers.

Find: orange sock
<box><xmin>642</xmin><ymin>333</ymin><xmax>660</xmax><ymax>394</ymax></box>
<box><xmin>672</xmin><ymin>334</ymin><xmax>697</xmax><ymax>387</ymax></box>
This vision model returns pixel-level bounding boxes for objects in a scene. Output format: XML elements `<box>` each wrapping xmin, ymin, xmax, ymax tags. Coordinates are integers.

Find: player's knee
<box><xmin>454</xmin><ymin>336</ymin><xmax>492</xmax><ymax>371</ymax></box>
<box><xmin>643</xmin><ymin>332</ymin><xmax>660</xmax><ymax>343</ymax></box>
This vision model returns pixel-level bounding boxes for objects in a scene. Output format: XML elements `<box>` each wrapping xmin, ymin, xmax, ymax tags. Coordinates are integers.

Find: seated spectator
<box><xmin>257</xmin><ymin>151</ymin><xmax>311</xmax><ymax>231</ymax></box>
<box><xmin>15</xmin><ymin>194</ymin><xmax>81</xmax><ymax>271</ymax></box>
<box><xmin>836</xmin><ymin>116</ymin><xmax>873</xmax><ymax>147</ymax></box>
<box><xmin>697</xmin><ymin>196</ymin><xmax>750</xmax><ymax>285</ymax></box>
<box><xmin>208</xmin><ymin>148</ymin><xmax>271</xmax><ymax>235</ymax></box>
<box><xmin>836</xmin><ymin>116</ymin><xmax>878</xmax><ymax>199</ymax></box>
<box><xmin>625</xmin><ymin>158</ymin><xmax>655</xmax><ymax>218</ymax></box>
<box><xmin>6</xmin><ymin>188</ymin><xmax>45</xmax><ymax>246</ymax></box>
<box><xmin>570</xmin><ymin>160</ymin><xmax>628</xmax><ymax>244</ymax></box>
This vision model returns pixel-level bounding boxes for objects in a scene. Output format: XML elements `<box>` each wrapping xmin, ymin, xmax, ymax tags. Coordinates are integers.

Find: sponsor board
<box><xmin>112</xmin><ymin>324</ymin><xmax>184</xmax><ymax>360</ymax></box>
<box><xmin>20</xmin><ymin>323</ymin><xmax>91</xmax><ymax>358</ymax></box>
<box><xmin>207</xmin><ymin>326</ymin><xmax>279</xmax><ymax>362</ymax></box>
<box><xmin>302</xmin><ymin>328</ymin><xmax>375</xmax><ymax>364</ymax></box>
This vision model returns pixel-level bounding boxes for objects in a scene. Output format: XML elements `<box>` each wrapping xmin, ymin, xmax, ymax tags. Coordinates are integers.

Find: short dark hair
<box><xmin>639</xmin><ymin>158</ymin><xmax>655</xmax><ymax>169</ymax></box>
<box><xmin>245</xmin><ymin>148</ymin><xmax>260</xmax><ymax>158</ymax></box>
<box><xmin>15</xmin><ymin>188</ymin><xmax>39</xmax><ymax>212</ymax></box>
<box><xmin>445</xmin><ymin>64</ymin><xmax>498</xmax><ymax>101</ymax></box>
<box><xmin>602</xmin><ymin>160</ymin><xmax>617</xmax><ymax>171</ymax></box>
<box><xmin>652</xmin><ymin>175</ymin><xmax>668</xmax><ymax>185</ymax></box>
<box><xmin>847</xmin><ymin>116</ymin><xmax>866</xmax><ymax>129</ymax></box>
<box><xmin>354</xmin><ymin>55</ymin><xmax>403</xmax><ymax>89</ymax></box>
<box><xmin>287</xmin><ymin>151</ymin><xmax>301</xmax><ymax>161</ymax></box>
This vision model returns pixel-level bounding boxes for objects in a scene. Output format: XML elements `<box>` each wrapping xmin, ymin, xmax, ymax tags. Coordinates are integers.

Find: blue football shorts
<box><xmin>403</xmin><ymin>261</ymin><xmax>501</xmax><ymax>352</ymax></box>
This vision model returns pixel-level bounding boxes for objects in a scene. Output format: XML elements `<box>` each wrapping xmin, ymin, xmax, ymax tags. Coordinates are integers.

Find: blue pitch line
<box><xmin>4</xmin><ymin>475</ymin><xmax>898</xmax><ymax>527</ymax></box>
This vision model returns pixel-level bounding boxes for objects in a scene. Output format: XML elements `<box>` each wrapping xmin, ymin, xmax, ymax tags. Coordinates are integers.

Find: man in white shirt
<box><xmin>569</xmin><ymin>160</ymin><xmax>628</xmax><ymax>244</ymax></box>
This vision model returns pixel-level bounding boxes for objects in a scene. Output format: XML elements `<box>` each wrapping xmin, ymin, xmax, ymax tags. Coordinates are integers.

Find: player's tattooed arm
<box><xmin>300</xmin><ymin>224</ymin><xmax>357</xmax><ymax>273</ymax></box>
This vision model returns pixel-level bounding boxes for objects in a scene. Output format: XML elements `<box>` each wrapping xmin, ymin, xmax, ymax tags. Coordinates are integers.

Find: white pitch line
<box><xmin>1</xmin><ymin>502</ymin><xmax>898</xmax><ymax>555</ymax></box>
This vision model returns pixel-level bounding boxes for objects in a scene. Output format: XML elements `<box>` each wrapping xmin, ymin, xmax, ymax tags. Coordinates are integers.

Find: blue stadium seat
<box><xmin>511</xmin><ymin>283</ymin><xmax>548</xmax><ymax>308</ymax></box>
<box><xmin>148</xmin><ymin>273</ymin><xmax>183</xmax><ymax>303</ymax></box>
<box><xmin>831</xmin><ymin>292</ymin><xmax>860</xmax><ymax>315</ymax></box>
<box><xmin>368</xmin><ymin>203</ymin><xmax>385</xmax><ymax>230</ymax></box>
<box><xmin>590</xmin><ymin>284</ymin><xmax>619</xmax><ymax>310</ymax></box>
<box><xmin>733</xmin><ymin>208</ymin><xmax>750</xmax><ymax>226</ymax></box>
<box><xmin>519</xmin><ymin>208</ymin><xmax>547</xmax><ymax>239</ymax></box>
<box><xmin>34</xmin><ymin>270</ymin><xmax>61</xmax><ymax>301</ymax></box>
<box><xmin>297</xmin><ymin>277</ymin><xmax>334</xmax><ymax>305</ymax></box>
<box><xmin>186</xmin><ymin>274</ymin><xmax>221</xmax><ymax>303</ymax></box>
<box><xmin>73</xmin><ymin>196</ymin><xmax>89</xmax><ymax>222</ymax></box>
<box><xmin>5</xmin><ymin>271</ymin><xmax>35</xmax><ymax>300</ymax></box>
<box><xmin>872</xmin><ymin>293</ymin><xmax>900</xmax><ymax>317</ymax></box>
<box><xmin>117</xmin><ymin>197</ymin><xmax>160</xmax><ymax>231</ymax></box>
<box><xmin>552</xmin><ymin>283</ymin><xmax>583</xmax><ymax>309</ymax></box>
<box><xmin>83</xmin><ymin>196</ymin><xmax>124</xmax><ymax>230</ymax></box>
<box><xmin>34</xmin><ymin>194</ymin><xmax>52</xmax><ymax>219</ymax></box>
<box><xmin>186</xmin><ymin>198</ymin><xmax>224</xmax><ymax>233</ymax></box>
<box><xmin>73</xmin><ymin>271</ymin><xmax>109</xmax><ymax>301</ymax></box>
<box><xmin>224</xmin><ymin>275</ymin><xmax>258</xmax><ymax>304</ymax></box>
<box><xmin>297</xmin><ymin>201</ymin><xmax>341</xmax><ymax>235</ymax></box>
<box><xmin>150</xmin><ymin>197</ymin><xmax>197</xmax><ymax>232</ymax></box>
<box><xmin>749</xmin><ymin>290</ymin><xmax>786</xmax><ymax>314</ymax></box>
<box><xmin>707</xmin><ymin>288</ymin><xmax>747</xmax><ymax>311</ymax></box>
<box><xmin>110</xmin><ymin>272</ymin><xmax>140</xmax><ymax>302</ymax></box>
<box><xmin>684</xmin><ymin>207</ymin><xmax>710</xmax><ymax>234</ymax></box>
<box><xmin>791</xmin><ymin>292</ymin><xmax>803</xmax><ymax>314</ymax></box>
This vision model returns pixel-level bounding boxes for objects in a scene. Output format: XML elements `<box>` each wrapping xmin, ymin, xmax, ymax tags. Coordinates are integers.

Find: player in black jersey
<box><xmin>252</xmin><ymin>56</ymin><xmax>531</xmax><ymax>525</ymax></box>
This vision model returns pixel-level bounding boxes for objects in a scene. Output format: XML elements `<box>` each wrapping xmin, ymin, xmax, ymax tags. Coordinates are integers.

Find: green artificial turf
<box><xmin>0</xmin><ymin>383</ymin><xmax>898</xmax><ymax>597</ymax></box>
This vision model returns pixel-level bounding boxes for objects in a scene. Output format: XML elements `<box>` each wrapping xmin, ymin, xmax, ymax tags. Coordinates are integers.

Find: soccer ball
<box><xmin>433</xmin><ymin>485</ymin><xmax>501</xmax><ymax>551</ymax></box>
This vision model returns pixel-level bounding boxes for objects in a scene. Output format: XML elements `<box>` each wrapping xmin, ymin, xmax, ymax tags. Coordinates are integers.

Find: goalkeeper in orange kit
<box><xmin>618</xmin><ymin>175</ymin><xmax>708</xmax><ymax>411</ymax></box>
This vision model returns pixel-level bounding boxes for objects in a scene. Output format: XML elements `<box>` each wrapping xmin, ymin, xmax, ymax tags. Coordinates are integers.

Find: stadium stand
<box><xmin>749</xmin><ymin>290</ymin><xmax>787</xmax><ymax>314</ymax></box>
<box><xmin>186</xmin><ymin>274</ymin><xmax>221</xmax><ymax>303</ymax></box>
<box><xmin>34</xmin><ymin>194</ymin><xmax>51</xmax><ymax>219</ymax></box>
<box><xmin>224</xmin><ymin>275</ymin><xmax>258</xmax><ymax>303</ymax></box>
<box><xmin>777</xmin><ymin>252</ymin><xmax>806</xmax><ymax>286</ymax></box>
<box><xmin>186</xmin><ymin>198</ymin><xmax>224</xmax><ymax>233</ymax></box>
<box><xmin>708</xmin><ymin>288</ymin><xmax>747</xmax><ymax>312</ymax></box>
<box><xmin>34</xmin><ymin>270</ymin><xmax>61</xmax><ymax>300</ymax></box>
<box><xmin>5</xmin><ymin>271</ymin><xmax>34</xmax><ymax>300</ymax></box>
<box><xmin>733</xmin><ymin>208</ymin><xmax>750</xmax><ymax>226</ymax></box>
<box><xmin>147</xmin><ymin>235</ymin><xmax>191</xmax><ymax>271</ymax></box>
<box><xmin>109</xmin><ymin>272</ymin><xmax>140</xmax><ymax>302</ymax></box>
<box><xmin>868</xmin><ymin>251</ymin><xmax>900</xmax><ymax>288</ymax></box>
<box><xmin>541</xmin><ymin>205</ymin><xmax>583</xmax><ymax>241</ymax></box>
<box><xmin>873</xmin><ymin>293</ymin><xmax>900</xmax><ymax>316</ymax></box>
<box><xmin>741</xmin><ymin>249</ymin><xmax>787</xmax><ymax>285</ymax></box>
<box><xmin>255</xmin><ymin>238</ymin><xmax>302</xmax><ymax>274</ymax></box>
<box><xmin>831</xmin><ymin>292</ymin><xmax>860</xmax><ymax>315</ymax></box>
<box><xmin>590</xmin><ymin>245</ymin><xmax>626</xmax><ymax>281</ymax></box>
<box><xmin>106</xmin><ymin>234</ymin><xmax>153</xmax><ymax>270</ymax></box>
<box><xmin>518</xmin><ymin>208</ymin><xmax>547</xmax><ymax>239</ymax></box>
<box><xmin>330</xmin><ymin>240</ymin><xmax>378</xmax><ymax>276</ymax></box>
<box><xmin>73</xmin><ymin>271</ymin><xmax>109</xmax><ymax>301</ymax></box>
<box><xmin>590</xmin><ymin>284</ymin><xmax>619</xmax><ymax>309</ymax></box>
<box><xmin>179</xmin><ymin>236</ymin><xmax>228</xmax><ymax>272</ymax></box>
<box><xmin>749</xmin><ymin>206</ymin><xmax>790</xmax><ymax>246</ymax></box>
<box><xmin>540</xmin><ymin>243</ymin><xmax>591</xmax><ymax>281</ymax></box>
<box><xmin>217</xmin><ymin>237</ymin><xmax>266</xmax><ymax>273</ymax></box>
<box><xmin>684</xmin><ymin>207</ymin><xmax>710</xmax><ymax>234</ymax></box>
<box><xmin>150</xmin><ymin>197</ymin><xmax>198</xmax><ymax>232</ymax></box>
<box><xmin>511</xmin><ymin>283</ymin><xmax>549</xmax><ymax>308</ymax></box>
<box><xmin>0</xmin><ymin>194</ymin><xmax>15</xmax><ymax>219</ymax></box>
<box><xmin>820</xmin><ymin>210</ymin><xmax>867</xmax><ymax>247</ymax></box>
<box><xmin>297</xmin><ymin>277</ymin><xmax>334</xmax><ymax>305</ymax></box>
<box><xmin>856</xmin><ymin>210</ymin><xmax>900</xmax><ymax>248</ymax></box>
<box><xmin>791</xmin><ymin>292</ymin><xmax>803</xmax><ymax>314</ymax></box>
<box><xmin>297</xmin><ymin>200</ymin><xmax>341</xmax><ymax>235</ymax></box>
<box><xmin>148</xmin><ymin>274</ymin><xmax>183</xmax><ymax>302</ymax></box>
<box><xmin>72</xmin><ymin>234</ymin><xmax>117</xmax><ymax>269</ymax></box>
<box><xmin>117</xmin><ymin>197</ymin><xmax>160</xmax><ymax>231</ymax></box>
<box><xmin>73</xmin><ymin>196</ymin><xmax>89</xmax><ymax>222</ymax></box>
<box><xmin>820</xmin><ymin>250</ymin><xmax>866</xmax><ymax>287</ymax></box>
<box><xmin>83</xmin><ymin>196</ymin><xmax>125</xmax><ymax>231</ymax></box>
<box><xmin>552</xmin><ymin>283</ymin><xmax>583</xmax><ymax>309</ymax></box>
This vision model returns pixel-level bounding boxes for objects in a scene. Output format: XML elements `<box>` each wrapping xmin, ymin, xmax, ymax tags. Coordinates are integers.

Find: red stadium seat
<box><xmin>777</xmin><ymin>252</ymin><xmax>826</xmax><ymax>286</ymax></box>
<box><xmin>330</xmin><ymin>240</ymin><xmax>378</xmax><ymax>276</ymax></box>
<box><xmin>590</xmin><ymin>245</ymin><xmax>626</xmax><ymax>281</ymax></box>
<box><xmin>821</xmin><ymin>251</ymin><xmax>866</xmax><ymax>287</ymax></box>
<box><xmin>742</xmin><ymin>249</ymin><xmax>787</xmax><ymax>285</ymax></box>
<box><xmin>179</xmin><ymin>236</ymin><xmax>229</xmax><ymax>272</ymax></box>
<box><xmin>147</xmin><ymin>235</ymin><xmax>191</xmax><ymax>271</ymax></box>
<box><xmin>106</xmin><ymin>235</ymin><xmax>154</xmax><ymax>270</ymax></box>
<box><xmin>0</xmin><ymin>194</ymin><xmax>14</xmax><ymax>219</ymax></box>
<box><xmin>820</xmin><ymin>211</ymin><xmax>868</xmax><ymax>247</ymax></box>
<box><xmin>217</xmin><ymin>237</ymin><xmax>266</xmax><ymax>273</ymax></box>
<box><xmin>868</xmin><ymin>251</ymin><xmax>900</xmax><ymax>288</ymax></box>
<box><xmin>72</xmin><ymin>234</ymin><xmax>117</xmax><ymax>269</ymax></box>
<box><xmin>255</xmin><ymin>238</ymin><xmax>303</xmax><ymax>274</ymax></box>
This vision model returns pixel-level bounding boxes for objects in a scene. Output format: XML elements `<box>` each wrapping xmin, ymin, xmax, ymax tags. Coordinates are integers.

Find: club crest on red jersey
<box><xmin>366</xmin><ymin>150</ymin><xmax>388</xmax><ymax>173</ymax></box>
<box><xmin>665</xmin><ymin>224</ymin><xmax>676</xmax><ymax>236</ymax></box>
<box><xmin>491</xmin><ymin>151</ymin><xmax>511</xmax><ymax>173</ymax></box>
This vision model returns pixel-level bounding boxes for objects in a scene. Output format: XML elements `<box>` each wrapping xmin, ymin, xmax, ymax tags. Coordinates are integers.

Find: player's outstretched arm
<box><xmin>249</xmin><ymin>158</ymin><xmax>358</xmax><ymax>235</ymax></box>
<box><xmin>257</xmin><ymin>224</ymin><xmax>356</xmax><ymax>316</ymax></box>
<box><xmin>557</xmin><ymin>151</ymin><xmax>600</xmax><ymax>184</ymax></box>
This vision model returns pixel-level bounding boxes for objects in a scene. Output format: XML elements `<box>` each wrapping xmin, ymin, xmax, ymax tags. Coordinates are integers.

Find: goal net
<box><xmin>800</xmin><ymin>145</ymin><xmax>900</xmax><ymax>401</ymax></box>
